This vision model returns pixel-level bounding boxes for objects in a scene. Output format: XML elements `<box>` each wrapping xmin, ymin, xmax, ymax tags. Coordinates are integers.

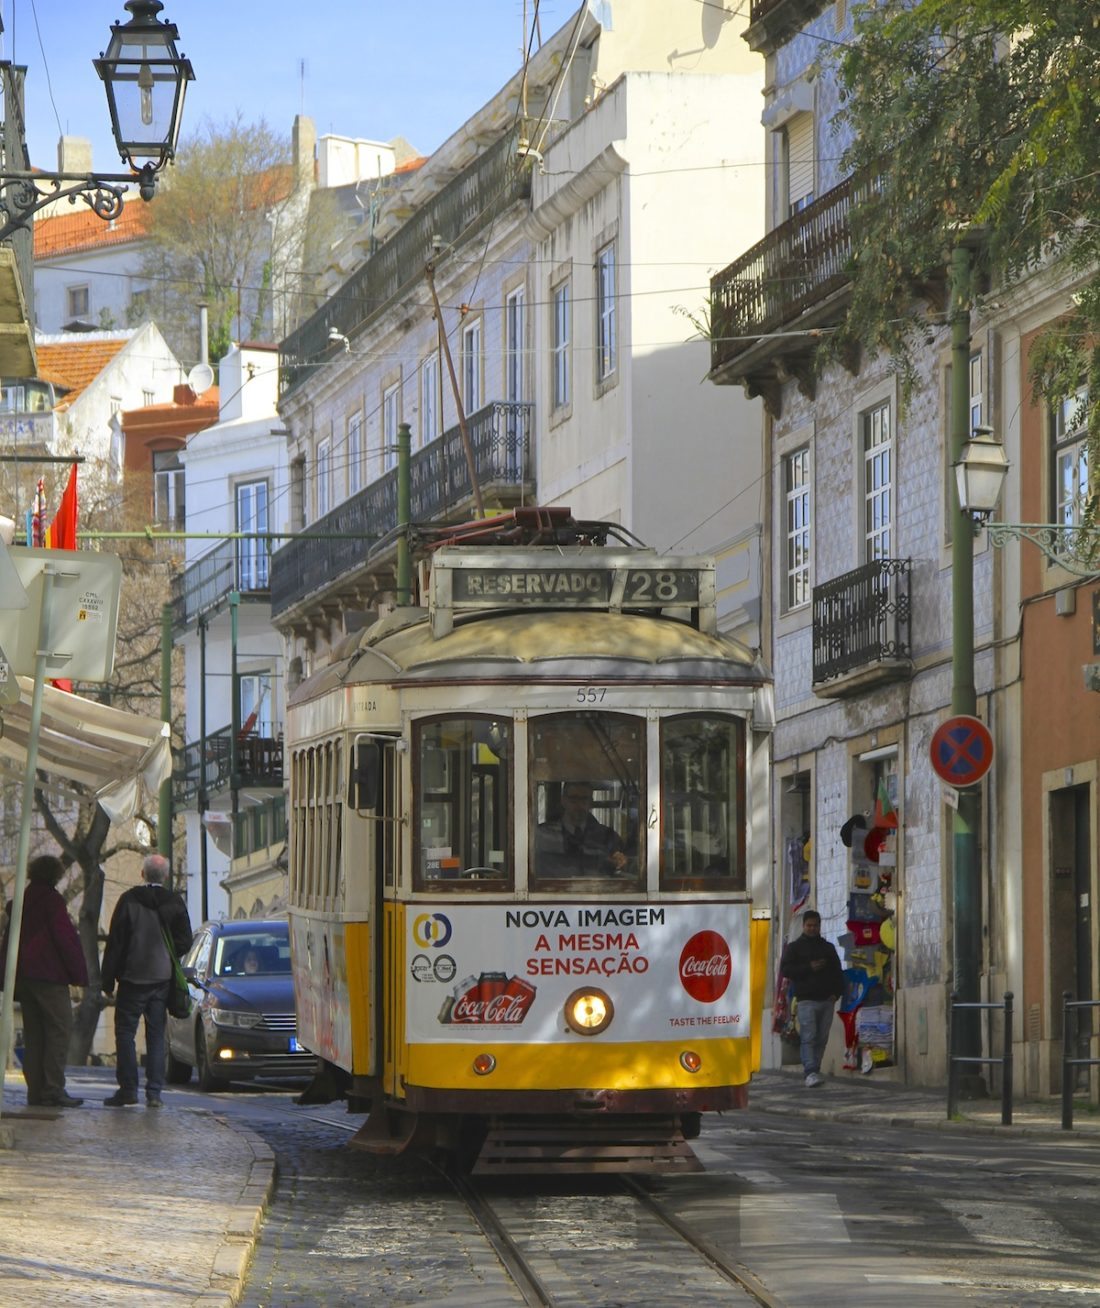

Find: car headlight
<box><xmin>210</xmin><ymin>1008</ymin><xmax>264</xmax><ymax>1029</ymax></box>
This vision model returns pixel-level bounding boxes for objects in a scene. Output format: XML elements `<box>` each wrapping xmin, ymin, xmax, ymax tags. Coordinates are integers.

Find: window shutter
<box><xmin>787</xmin><ymin>113</ymin><xmax>815</xmax><ymax>210</ymax></box>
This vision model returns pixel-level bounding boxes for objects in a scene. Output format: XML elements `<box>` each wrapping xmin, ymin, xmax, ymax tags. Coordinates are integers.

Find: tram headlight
<box><xmin>564</xmin><ymin>987</ymin><xmax>614</xmax><ymax>1035</ymax></box>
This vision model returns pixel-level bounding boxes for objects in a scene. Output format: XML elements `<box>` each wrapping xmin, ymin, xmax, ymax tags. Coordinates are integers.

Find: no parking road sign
<box><xmin>930</xmin><ymin>715</ymin><xmax>994</xmax><ymax>788</ymax></box>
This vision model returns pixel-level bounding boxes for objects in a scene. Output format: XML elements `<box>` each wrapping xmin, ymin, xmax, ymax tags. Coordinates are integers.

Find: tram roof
<box><xmin>292</xmin><ymin>608</ymin><xmax>769</xmax><ymax>704</ymax></box>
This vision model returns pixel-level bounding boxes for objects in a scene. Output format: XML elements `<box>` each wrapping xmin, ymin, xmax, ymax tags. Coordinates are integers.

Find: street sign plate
<box><xmin>930</xmin><ymin>715</ymin><xmax>994</xmax><ymax>788</ymax></box>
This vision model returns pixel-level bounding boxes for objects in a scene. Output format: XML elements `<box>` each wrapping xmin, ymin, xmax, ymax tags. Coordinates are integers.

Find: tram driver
<box><xmin>535</xmin><ymin>782</ymin><xmax>628</xmax><ymax>878</ymax></box>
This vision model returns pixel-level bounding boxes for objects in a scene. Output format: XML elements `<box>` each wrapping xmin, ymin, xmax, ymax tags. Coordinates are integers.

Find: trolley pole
<box><xmin>949</xmin><ymin>239</ymin><xmax>982</xmax><ymax>1074</ymax></box>
<box><xmin>397</xmin><ymin>421</ymin><xmax>412</xmax><ymax>604</ymax></box>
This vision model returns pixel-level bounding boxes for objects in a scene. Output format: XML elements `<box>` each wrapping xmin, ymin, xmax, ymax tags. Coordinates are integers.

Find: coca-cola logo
<box><xmin>440</xmin><ymin>972</ymin><xmax>537</xmax><ymax>1025</ymax></box>
<box><xmin>679</xmin><ymin>930</ymin><xmax>732</xmax><ymax>1003</ymax></box>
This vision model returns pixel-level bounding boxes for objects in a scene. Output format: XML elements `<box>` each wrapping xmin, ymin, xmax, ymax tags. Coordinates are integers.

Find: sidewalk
<box><xmin>3</xmin><ymin>1065</ymin><xmax>1098</xmax><ymax>1308</ymax></box>
<box><xmin>749</xmin><ymin>1065</ymin><xmax>1100</xmax><ymax>1137</ymax></box>
<box><xmin>0</xmin><ymin>1066</ymin><xmax>274</xmax><ymax>1307</ymax></box>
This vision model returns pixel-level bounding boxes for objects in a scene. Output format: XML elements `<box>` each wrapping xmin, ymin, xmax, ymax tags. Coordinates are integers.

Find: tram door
<box><xmin>374</xmin><ymin>740</ymin><xmax>398</xmax><ymax>1084</ymax></box>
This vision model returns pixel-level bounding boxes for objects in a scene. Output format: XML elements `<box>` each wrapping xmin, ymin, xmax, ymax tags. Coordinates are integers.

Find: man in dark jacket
<box><xmin>779</xmin><ymin>909</ymin><xmax>845</xmax><ymax>1087</ymax></box>
<box><xmin>535</xmin><ymin>782</ymin><xmax>629</xmax><ymax>878</ymax></box>
<box><xmin>101</xmin><ymin>854</ymin><xmax>191</xmax><ymax>1108</ymax></box>
<box><xmin>0</xmin><ymin>853</ymin><xmax>88</xmax><ymax>1107</ymax></box>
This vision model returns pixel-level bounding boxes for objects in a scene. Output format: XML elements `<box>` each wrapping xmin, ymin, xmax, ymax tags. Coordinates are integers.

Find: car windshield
<box><xmin>213</xmin><ymin>933</ymin><xmax>291</xmax><ymax>977</ymax></box>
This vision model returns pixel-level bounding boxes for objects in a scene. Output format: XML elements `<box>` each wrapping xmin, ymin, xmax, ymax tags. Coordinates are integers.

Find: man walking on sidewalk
<box><xmin>780</xmin><ymin>909</ymin><xmax>844</xmax><ymax>1087</ymax></box>
<box><xmin>101</xmin><ymin>855</ymin><xmax>192</xmax><ymax>1108</ymax></box>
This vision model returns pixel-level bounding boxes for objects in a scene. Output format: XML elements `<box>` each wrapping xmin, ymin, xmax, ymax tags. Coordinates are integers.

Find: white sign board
<box><xmin>0</xmin><ymin>548</ymin><xmax>121</xmax><ymax>681</ymax></box>
<box><xmin>405</xmin><ymin>901</ymin><xmax>751</xmax><ymax>1045</ymax></box>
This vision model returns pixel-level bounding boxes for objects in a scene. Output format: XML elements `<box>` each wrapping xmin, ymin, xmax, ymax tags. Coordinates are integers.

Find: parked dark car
<box><xmin>166</xmin><ymin>919</ymin><xmax>316</xmax><ymax>1091</ymax></box>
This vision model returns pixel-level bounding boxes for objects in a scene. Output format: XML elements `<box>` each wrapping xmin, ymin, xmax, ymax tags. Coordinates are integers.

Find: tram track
<box><xmin>280</xmin><ymin>1103</ymin><xmax>787</xmax><ymax>1307</ymax></box>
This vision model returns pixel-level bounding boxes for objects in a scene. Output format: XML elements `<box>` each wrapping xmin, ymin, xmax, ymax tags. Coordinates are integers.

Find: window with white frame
<box><xmin>595</xmin><ymin>243</ymin><xmax>617</xmax><ymax>383</ymax></box>
<box><xmin>552</xmin><ymin>279</ymin><xmax>571</xmax><ymax>411</ymax></box>
<box><xmin>461</xmin><ymin>318</ymin><xmax>482</xmax><ymax>415</ymax></box>
<box><xmin>969</xmin><ymin>350</ymin><xmax>984</xmax><ymax>434</ymax></box>
<box><xmin>421</xmin><ymin>351</ymin><xmax>440</xmax><ymax>447</ymax></box>
<box><xmin>382</xmin><ymin>382</ymin><xmax>399</xmax><ymax>472</ymax></box>
<box><xmin>239</xmin><ymin>672</ymin><xmax>274</xmax><ymax>738</ymax></box>
<box><xmin>153</xmin><ymin>450</ymin><xmax>184</xmax><ymax>530</ymax></box>
<box><xmin>317</xmin><ymin>439</ymin><xmax>331</xmax><ymax>517</ymax></box>
<box><xmin>1053</xmin><ymin>384</ymin><xmax>1090</xmax><ymax>529</ymax></box>
<box><xmin>505</xmin><ymin>288</ymin><xmax>526</xmax><ymax>404</ymax></box>
<box><xmin>347</xmin><ymin>410</ymin><xmax>362</xmax><ymax>494</ymax></box>
<box><xmin>236</xmin><ymin>479</ymin><xmax>269</xmax><ymax>590</ymax></box>
<box><xmin>66</xmin><ymin>285</ymin><xmax>90</xmax><ymax>320</ymax></box>
<box><xmin>784</xmin><ymin>447</ymin><xmax>811</xmax><ymax>610</ymax></box>
<box><xmin>862</xmin><ymin>399</ymin><xmax>893</xmax><ymax>561</ymax></box>
<box><xmin>143</xmin><ymin>389</ymin><xmax>155</xmax><ymax>406</ymax></box>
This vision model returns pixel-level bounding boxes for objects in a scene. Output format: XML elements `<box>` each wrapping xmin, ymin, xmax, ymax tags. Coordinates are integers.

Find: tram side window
<box><xmin>528</xmin><ymin>712</ymin><xmax>644</xmax><ymax>886</ymax></box>
<box><xmin>660</xmin><ymin>714</ymin><xmax>746</xmax><ymax>890</ymax></box>
<box><xmin>414</xmin><ymin>716</ymin><xmax>512</xmax><ymax>888</ymax></box>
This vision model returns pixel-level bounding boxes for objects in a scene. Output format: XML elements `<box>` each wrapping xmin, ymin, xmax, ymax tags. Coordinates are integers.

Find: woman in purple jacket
<box><xmin>1</xmin><ymin>853</ymin><xmax>88</xmax><ymax>1107</ymax></box>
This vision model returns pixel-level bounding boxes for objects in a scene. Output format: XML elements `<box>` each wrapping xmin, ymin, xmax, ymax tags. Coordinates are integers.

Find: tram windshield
<box><xmin>415</xmin><ymin>715</ymin><xmax>511</xmax><ymax>885</ymax></box>
<box><xmin>528</xmin><ymin>712</ymin><xmax>644</xmax><ymax>887</ymax></box>
<box><xmin>660</xmin><ymin>714</ymin><xmax>746</xmax><ymax>889</ymax></box>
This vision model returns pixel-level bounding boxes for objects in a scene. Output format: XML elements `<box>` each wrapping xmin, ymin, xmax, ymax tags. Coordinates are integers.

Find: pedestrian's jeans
<box><xmin>797</xmin><ymin>997</ymin><xmax>835</xmax><ymax>1076</ymax></box>
<box><xmin>114</xmin><ymin>979</ymin><xmax>170</xmax><ymax>1098</ymax></box>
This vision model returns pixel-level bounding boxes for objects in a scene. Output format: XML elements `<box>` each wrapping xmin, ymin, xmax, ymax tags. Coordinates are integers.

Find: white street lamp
<box><xmin>955</xmin><ymin>424</ymin><xmax>1010</xmax><ymax>523</ymax></box>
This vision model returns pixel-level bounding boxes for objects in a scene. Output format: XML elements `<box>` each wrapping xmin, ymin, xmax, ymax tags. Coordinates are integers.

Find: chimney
<box><xmin>292</xmin><ymin>115</ymin><xmax>316</xmax><ymax>188</ymax></box>
<box><xmin>57</xmin><ymin>136</ymin><xmax>92</xmax><ymax>173</ymax></box>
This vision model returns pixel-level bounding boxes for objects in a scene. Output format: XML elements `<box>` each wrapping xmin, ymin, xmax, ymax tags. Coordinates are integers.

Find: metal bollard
<box><xmin>946</xmin><ymin>991</ymin><xmax>958</xmax><ymax>1119</ymax></box>
<box><xmin>1062</xmin><ymin>990</ymin><xmax>1075</xmax><ymax>1131</ymax></box>
<box><xmin>1001</xmin><ymin>992</ymin><xmax>1013</xmax><ymax>1126</ymax></box>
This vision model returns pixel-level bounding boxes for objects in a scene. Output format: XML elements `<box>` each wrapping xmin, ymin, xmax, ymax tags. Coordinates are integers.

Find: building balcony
<box><xmin>745</xmin><ymin>0</ymin><xmax>832</xmax><ymax>54</ymax></box>
<box><xmin>171</xmin><ymin>537</ymin><xmax>272</xmax><ymax>633</ymax></box>
<box><xmin>173</xmin><ymin>723</ymin><xmax>283</xmax><ymax>806</ymax></box>
<box><xmin>811</xmin><ymin>558</ymin><xmax>912</xmax><ymax>698</ymax></box>
<box><xmin>270</xmin><ymin>399</ymin><xmax>533</xmax><ymax>624</ymax></box>
<box><xmin>280</xmin><ymin>129</ymin><xmax>531</xmax><ymax>399</ymax></box>
<box><xmin>709</xmin><ymin>177</ymin><xmax>855</xmax><ymax>414</ymax></box>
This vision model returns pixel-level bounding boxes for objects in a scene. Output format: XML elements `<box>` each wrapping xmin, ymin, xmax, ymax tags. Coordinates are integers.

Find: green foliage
<box><xmin>832</xmin><ymin>0</ymin><xmax>1100</xmax><ymax>440</ymax></box>
<box><xmin>139</xmin><ymin>114</ymin><xmax>299</xmax><ymax>365</ymax></box>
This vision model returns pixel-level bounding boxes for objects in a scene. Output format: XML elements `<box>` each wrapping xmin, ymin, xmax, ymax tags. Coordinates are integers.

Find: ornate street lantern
<box><xmin>95</xmin><ymin>1</ymin><xmax>194</xmax><ymax>199</ymax></box>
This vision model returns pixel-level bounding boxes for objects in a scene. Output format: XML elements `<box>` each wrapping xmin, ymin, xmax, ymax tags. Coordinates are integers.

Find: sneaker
<box><xmin>804</xmin><ymin>1072</ymin><xmax>817</xmax><ymax>1087</ymax></box>
<box><xmin>40</xmin><ymin>1092</ymin><xmax>84</xmax><ymax>1108</ymax></box>
<box><xmin>104</xmin><ymin>1091</ymin><xmax>138</xmax><ymax>1107</ymax></box>
<box><xmin>146</xmin><ymin>1094</ymin><xmax>164</xmax><ymax>1108</ymax></box>
<box><xmin>810</xmin><ymin>1073</ymin><xmax>825</xmax><ymax>1087</ymax></box>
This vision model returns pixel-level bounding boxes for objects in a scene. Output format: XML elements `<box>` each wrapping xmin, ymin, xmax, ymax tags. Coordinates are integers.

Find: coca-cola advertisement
<box><xmin>406</xmin><ymin>902</ymin><xmax>750</xmax><ymax>1045</ymax></box>
<box><xmin>441</xmin><ymin>971</ymin><xmax>537</xmax><ymax>1025</ymax></box>
<box><xmin>678</xmin><ymin>930</ymin><xmax>732</xmax><ymax>1003</ymax></box>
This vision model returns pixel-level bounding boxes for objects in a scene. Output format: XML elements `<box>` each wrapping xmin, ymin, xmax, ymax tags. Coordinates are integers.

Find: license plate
<box><xmin>288</xmin><ymin>1036</ymin><xmax>302</xmax><ymax>1052</ymax></box>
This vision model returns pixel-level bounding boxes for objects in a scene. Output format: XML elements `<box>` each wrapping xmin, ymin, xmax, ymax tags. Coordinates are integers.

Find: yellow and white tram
<box><xmin>287</xmin><ymin>513</ymin><xmax>772</xmax><ymax>1171</ymax></box>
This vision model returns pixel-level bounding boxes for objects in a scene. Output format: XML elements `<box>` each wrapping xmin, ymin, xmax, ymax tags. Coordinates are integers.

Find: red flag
<box><xmin>45</xmin><ymin>464</ymin><xmax>77</xmax><ymax>550</ymax></box>
<box><xmin>46</xmin><ymin>464</ymin><xmax>78</xmax><ymax>690</ymax></box>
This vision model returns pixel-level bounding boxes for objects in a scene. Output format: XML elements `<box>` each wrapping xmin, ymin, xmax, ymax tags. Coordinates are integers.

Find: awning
<box><xmin>0</xmin><ymin>676</ymin><xmax>171</xmax><ymax>822</ymax></box>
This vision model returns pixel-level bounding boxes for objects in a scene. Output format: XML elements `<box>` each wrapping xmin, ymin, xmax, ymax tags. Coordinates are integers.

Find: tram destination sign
<box><xmin>429</xmin><ymin>548</ymin><xmax>717</xmax><ymax>636</ymax></box>
<box><xmin>452</xmin><ymin>566</ymin><xmax>699</xmax><ymax>606</ymax></box>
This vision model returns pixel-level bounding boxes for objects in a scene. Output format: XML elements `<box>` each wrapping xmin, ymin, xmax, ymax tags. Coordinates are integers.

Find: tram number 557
<box><xmin>577</xmin><ymin>686</ymin><xmax>606</xmax><ymax>703</ymax></box>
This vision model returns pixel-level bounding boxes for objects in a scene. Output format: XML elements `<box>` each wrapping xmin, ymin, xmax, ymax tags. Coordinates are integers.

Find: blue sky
<box><xmin>7</xmin><ymin>1</ymin><xmax>577</xmax><ymax>175</ymax></box>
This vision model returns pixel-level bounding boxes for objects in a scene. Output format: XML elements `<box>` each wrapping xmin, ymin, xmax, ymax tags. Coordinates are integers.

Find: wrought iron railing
<box><xmin>280</xmin><ymin>130</ymin><xmax>531</xmax><ymax>397</ymax></box>
<box><xmin>710</xmin><ymin>176</ymin><xmax>854</xmax><ymax>377</ymax></box>
<box><xmin>269</xmin><ymin>399</ymin><xmax>532</xmax><ymax>618</ymax></box>
<box><xmin>173</xmin><ymin>723</ymin><xmax>283</xmax><ymax>806</ymax></box>
<box><xmin>233</xmin><ymin>794</ymin><xmax>287</xmax><ymax>861</ymax></box>
<box><xmin>812</xmin><ymin>558</ymin><xmax>911</xmax><ymax>685</ymax></box>
<box><xmin>171</xmin><ymin>537</ymin><xmax>272</xmax><ymax>631</ymax></box>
